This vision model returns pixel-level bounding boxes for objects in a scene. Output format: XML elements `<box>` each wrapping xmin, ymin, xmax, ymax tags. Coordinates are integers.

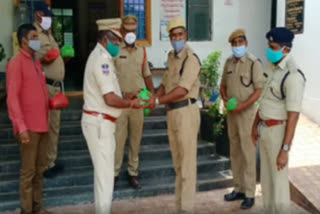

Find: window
<box><xmin>52</xmin><ymin>8</ymin><xmax>74</xmax><ymax>47</ymax></box>
<box><xmin>187</xmin><ymin>0</ymin><xmax>212</xmax><ymax>41</ymax></box>
<box><xmin>119</xmin><ymin>0</ymin><xmax>151</xmax><ymax>46</ymax></box>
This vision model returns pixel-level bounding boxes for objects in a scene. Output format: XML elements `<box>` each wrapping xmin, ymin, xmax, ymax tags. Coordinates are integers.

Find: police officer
<box><xmin>33</xmin><ymin>2</ymin><xmax>65</xmax><ymax>177</ymax></box>
<box><xmin>220</xmin><ymin>29</ymin><xmax>264</xmax><ymax>209</ymax></box>
<box><xmin>114</xmin><ymin>15</ymin><xmax>155</xmax><ymax>189</ymax></box>
<box><xmin>151</xmin><ymin>16</ymin><xmax>200</xmax><ymax>214</ymax></box>
<box><xmin>252</xmin><ymin>27</ymin><xmax>305</xmax><ymax>214</ymax></box>
<box><xmin>81</xmin><ymin>18</ymin><xmax>144</xmax><ymax>214</ymax></box>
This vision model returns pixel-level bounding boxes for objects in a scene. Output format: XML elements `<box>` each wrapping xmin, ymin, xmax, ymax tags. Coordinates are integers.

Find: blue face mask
<box><xmin>106</xmin><ymin>41</ymin><xmax>120</xmax><ymax>57</ymax></box>
<box><xmin>171</xmin><ymin>40</ymin><xmax>185</xmax><ymax>53</ymax></box>
<box><xmin>266</xmin><ymin>47</ymin><xmax>283</xmax><ymax>63</ymax></box>
<box><xmin>232</xmin><ymin>45</ymin><xmax>247</xmax><ymax>58</ymax></box>
<box><xmin>28</xmin><ymin>40</ymin><xmax>41</xmax><ymax>51</ymax></box>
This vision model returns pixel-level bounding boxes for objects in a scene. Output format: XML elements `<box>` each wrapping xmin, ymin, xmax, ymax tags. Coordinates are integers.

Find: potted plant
<box><xmin>200</xmin><ymin>50</ymin><xmax>221</xmax><ymax>108</ymax></box>
<box><xmin>199</xmin><ymin>50</ymin><xmax>229</xmax><ymax>157</ymax></box>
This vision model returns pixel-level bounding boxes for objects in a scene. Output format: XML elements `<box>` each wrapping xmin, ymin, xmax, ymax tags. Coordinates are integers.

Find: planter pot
<box><xmin>214</xmin><ymin>120</ymin><xmax>229</xmax><ymax>158</ymax></box>
<box><xmin>200</xmin><ymin>110</ymin><xmax>214</xmax><ymax>142</ymax></box>
<box><xmin>200</xmin><ymin>110</ymin><xmax>230</xmax><ymax>158</ymax></box>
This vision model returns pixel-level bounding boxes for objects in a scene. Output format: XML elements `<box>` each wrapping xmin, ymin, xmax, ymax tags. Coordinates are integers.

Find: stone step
<box><xmin>0</xmin><ymin>117</ymin><xmax>167</xmax><ymax>140</ymax></box>
<box><xmin>0</xmin><ymin>141</ymin><xmax>215</xmax><ymax>168</ymax></box>
<box><xmin>0</xmin><ymin>152</ymin><xmax>229</xmax><ymax>193</ymax></box>
<box><xmin>0</xmin><ymin>133</ymin><xmax>172</xmax><ymax>158</ymax></box>
<box><xmin>0</xmin><ymin>115</ymin><xmax>167</xmax><ymax>130</ymax></box>
<box><xmin>0</xmin><ymin>106</ymin><xmax>167</xmax><ymax>125</ymax></box>
<box><xmin>0</xmin><ymin>170</ymin><xmax>233</xmax><ymax>212</ymax></box>
<box><xmin>0</xmin><ymin>126</ymin><xmax>169</xmax><ymax>144</ymax></box>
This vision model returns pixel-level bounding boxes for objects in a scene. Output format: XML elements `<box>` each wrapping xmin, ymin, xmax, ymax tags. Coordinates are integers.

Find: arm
<box><xmin>219</xmin><ymin>85</ymin><xmax>228</xmax><ymax>103</ymax></box>
<box><xmin>147</xmin><ymin>85</ymin><xmax>186</xmax><ymax>108</ymax></box>
<box><xmin>6</xmin><ymin>59</ymin><xmax>30</xmax><ymax>143</ymax></box>
<box><xmin>36</xmin><ymin>37</ymin><xmax>57</xmax><ymax>65</ymax></box>
<box><xmin>103</xmin><ymin>92</ymin><xmax>142</xmax><ymax>109</ymax></box>
<box><xmin>251</xmin><ymin>111</ymin><xmax>261</xmax><ymax>146</ymax></box>
<box><xmin>155</xmin><ymin>84</ymin><xmax>165</xmax><ymax>98</ymax></box>
<box><xmin>219</xmin><ymin>62</ymin><xmax>229</xmax><ymax>102</ymax></box>
<box><xmin>93</xmin><ymin>62</ymin><xmax>143</xmax><ymax>109</ymax></box>
<box><xmin>142</xmin><ymin>52</ymin><xmax>155</xmax><ymax>94</ymax></box>
<box><xmin>283</xmin><ymin>111</ymin><xmax>300</xmax><ymax>147</ymax></box>
<box><xmin>276</xmin><ymin>71</ymin><xmax>305</xmax><ymax>170</ymax></box>
<box><xmin>40</xmin><ymin>56</ymin><xmax>55</xmax><ymax>65</ymax></box>
<box><xmin>158</xmin><ymin>87</ymin><xmax>187</xmax><ymax>104</ymax></box>
<box><xmin>231</xmin><ymin>88</ymin><xmax>262</xmax><ymax>113</ymax></box>
<box><xmin>276</xmin><ymin>111</ymin><xmax>300</xmax><ymax>170</ymax></box>
<box><xmin>144</xmin><ymin>76</ymin><xmax>155</xmax><ymax>94</ymax></box>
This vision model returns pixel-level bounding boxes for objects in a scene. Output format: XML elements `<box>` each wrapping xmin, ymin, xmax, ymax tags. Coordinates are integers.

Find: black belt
<box><xmin>46</xmin><ymin>78</ymin><xmax>61</xmax><ymax>86</ymax></box>
<box><xmin>166</xmin><ymin>98</ymin><xmax>197</xmax><ymax>111</ymax></box>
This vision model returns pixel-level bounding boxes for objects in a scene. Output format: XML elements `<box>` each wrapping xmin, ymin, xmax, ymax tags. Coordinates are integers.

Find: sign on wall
<box><xmin>285</xmin><ymin>0</ymin><xmax>304</xmax><ymax>34</ymax></box>
<box><xmin>160</xmin><ymin>0</ymin><xmax>186</xmax><ymax>41</ymax></box>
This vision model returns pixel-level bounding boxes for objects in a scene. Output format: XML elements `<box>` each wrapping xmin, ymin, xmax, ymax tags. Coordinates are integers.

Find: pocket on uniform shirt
<box><xmin>268</xmin><ymin>81</ymin><xmax>283</xmax><ymax>100</ymax></box>
<box><xmin>240</xmin><ymin>72</ymin><xmax>252</xmax><ymax>87</ymax></box>
<box><xmin>225</xmin><ymin>71</ymin><xmax>235</xmax><ymax>86</ymax></box>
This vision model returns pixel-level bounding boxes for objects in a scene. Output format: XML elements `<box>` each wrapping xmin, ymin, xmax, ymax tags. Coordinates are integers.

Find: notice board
<box><xmin>160</xmin><ymin>0</ymin><xmax>186</xmax><ymax>41</ymax></box>
<box><xmin>285</xmin><ymin>0</ymin><xmax>304</xmax><ymax>34</ymax></box>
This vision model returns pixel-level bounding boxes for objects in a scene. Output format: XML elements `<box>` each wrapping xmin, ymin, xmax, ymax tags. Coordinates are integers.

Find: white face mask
<box><xmin>28</xmin><ymin>40</ymin><xmax>41</xmax><ymax>51</ymax></box>
<box><xmin>40</xmin><ymin>16</ymin><xmax>52</xmax><ymax>31</ymax></box>
<box><xmin>125</xmin><ymin>32</ymin><xmax>136</xmax><ymax>45</ymax></box>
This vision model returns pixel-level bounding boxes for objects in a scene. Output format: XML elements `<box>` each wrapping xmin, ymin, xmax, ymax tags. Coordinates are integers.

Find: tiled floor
<box><xmin>288</xmin><ymin>115</ymin><xmax>320</xmax><ymax>213</ymax></box>
<box><xmin>0</xmin><ymin>186</ymin><xmax>309</xmax><ymax>214</ymax></box>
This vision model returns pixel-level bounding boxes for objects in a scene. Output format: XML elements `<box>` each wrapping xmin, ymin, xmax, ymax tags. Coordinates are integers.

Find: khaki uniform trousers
<box><xmin>19</xmin><ymin>131</ymin><xmax>48</xmax><ymax>214</ymax></box>
<box><xmin>227</xmin><ymin>106</ymin><xmax>256</xmax><ymax>198</ymax></box>
<box><xmin>259</xmin><ymin>122</ymin><xmax>290</xmax><ymax>214</ymax></box>
<box><xmin>115</xmin><ymin>108</ymin><xmax>144</xmax><ymax>177</ymax></box>
<box><xmin>47</xmin><ymin>84</ymin><xmax>61</xmax><ymax>168</ymax></box>
<box><xmin>167</xmin><ymin>104</ymin><xmax>200</xmax><ymax>214</ymax></box>
<box><xmin>81</xmin><ymin>113</ymin><xmax>116</xmax><ymax>214</ymax></box>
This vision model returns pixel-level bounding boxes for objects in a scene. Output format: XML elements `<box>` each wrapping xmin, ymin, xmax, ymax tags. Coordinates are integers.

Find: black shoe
<box><xmin>241</xmin><ymin>197</ymin><xmax>255</xmax><ymax>209</ymax></box>
<box><xmin>128</xmin><ymin>176</ymin><xmax>141</xmax><ymax>189</ymax></box>
<box><xmin>224</xmin><ymin>191</ymin><xmax>245</xmax><ymax>201</ymax></box>
<box><xmin>44</xmin><ymin>162</ymin><xmax>64</xmax><ymax>178</ymax></box>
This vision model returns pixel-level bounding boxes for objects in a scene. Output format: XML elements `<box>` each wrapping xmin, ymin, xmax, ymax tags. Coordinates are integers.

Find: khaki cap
<box><xmin>122</xmin><ymin>15</ymin><xmax>137</xmax><ymax>31</ymax></box>
<box><xmin>167</xmin><ymin>16</ymin><xmax>185</xmax><ymax>33</ymax></box>
<box><xmin>96</xmin><ymin>18</ymin><xmax>122</xmax><ymax>39</ymax></box>
<box><xmin>228</xmin><ymin>28</ymin><xmax>246</xmax><ymax>43</ymax></box>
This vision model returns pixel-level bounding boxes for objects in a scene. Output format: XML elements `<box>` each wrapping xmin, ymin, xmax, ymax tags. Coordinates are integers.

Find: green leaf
<box><xmin>200</xmin><ymin>50</ymin><xmax>221</xmax><ymax>88</ymax></box>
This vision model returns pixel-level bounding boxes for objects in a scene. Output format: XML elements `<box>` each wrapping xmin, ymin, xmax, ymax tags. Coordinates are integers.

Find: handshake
<box><xmin>124</xmin><ymin>88</ymin><xmax>157</xmax><ymax>115</ymax></box>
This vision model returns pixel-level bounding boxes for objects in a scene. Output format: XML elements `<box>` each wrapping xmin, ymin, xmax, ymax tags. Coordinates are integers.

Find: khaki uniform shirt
<box><xmin>114</xmin><ymin>43</ymin><xmax>151</xmax><ymax>93</ymax></box>
<box><xmin>34</xmin><ymin>23</ymin><xmax>65</xmax><ymax>81</ymax></box>
<box><xmin>83</xmin><ymin>43</ymin><xmax>122</xmax><ymax>118</ymax></box>
<box><xmin>259</xmin><ymin>55</ymin><xmax>305</xmax><ymax>120</ymax></box>
<box><xmin>220</xmin><ymin>53</ymin><xmax>264</xmax><ymax>102</ymax></box>
<box><xmin>161</xmin><ymin>45</ymin><xmax>200</xmax><ymax>101</ymax></box>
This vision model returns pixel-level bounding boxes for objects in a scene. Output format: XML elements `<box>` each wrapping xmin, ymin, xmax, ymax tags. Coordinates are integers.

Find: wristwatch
<box><xmin>281</xmin><ymin>144</ymin><xmax>290</xmax><ymax>152</ymax></box>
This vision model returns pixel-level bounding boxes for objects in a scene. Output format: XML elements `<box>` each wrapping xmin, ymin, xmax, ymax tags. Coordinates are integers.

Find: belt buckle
<box><xmin>97</xmin><ymin>113</ymin><xmax>103</xmax><ymax>121</ymax></box>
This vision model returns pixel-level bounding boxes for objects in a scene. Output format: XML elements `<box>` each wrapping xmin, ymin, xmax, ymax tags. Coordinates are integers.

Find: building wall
<box><xmin>0</xmin><ymin>0</ymin><xmax>15</xmax><ymax>72</ymax></box>
<box><xmin>276</xmin><ymin>0</ymin><xmax>320</xmax><ymax>124</ymax></box>
<box><xmin>147</xmin><ymin>0</ymin><xmax>272</xmax><ymax>72</ymax></box>
<box><xmin>0</xmin><ymin>0</ymin><xmax>273</xmax><ymax>79</ymax></box>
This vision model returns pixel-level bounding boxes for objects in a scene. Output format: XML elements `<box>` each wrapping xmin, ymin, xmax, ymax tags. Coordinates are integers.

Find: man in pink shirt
<box><xmin>6</xmin><ymin>23</ymin><xmax>51</xmax><ymax>214</ymax></box>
